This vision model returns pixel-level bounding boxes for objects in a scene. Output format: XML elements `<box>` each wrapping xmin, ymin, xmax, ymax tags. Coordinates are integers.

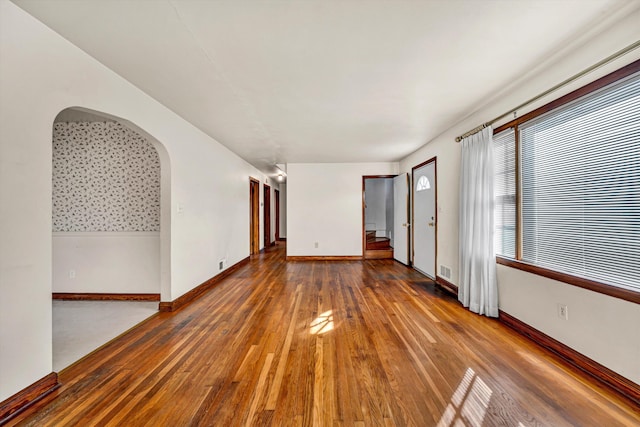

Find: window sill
<box><xmin>495</xmin><ymin>257</ymin><xmax>640</xmax><ymax>305</ymax></box>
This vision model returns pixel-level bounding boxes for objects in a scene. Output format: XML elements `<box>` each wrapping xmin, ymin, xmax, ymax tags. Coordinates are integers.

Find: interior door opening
<box><xmin>275</xmin><ymin>188</ymin><xmax>280</xmax><ymax>242</ymax></box>
<box><xmin>363</xmin><ymin>175</ymin><xmax>397</xmax><ymax>260</ymax></box>
<box><xmin>264</xmin><ymin>183</ymin><xmax>272</xmax><ymax>248</ymax></box>
<box><xmin>250</xmin><ymin>178</ymin><xmax>260</xmax><ymax>255</ymax></box>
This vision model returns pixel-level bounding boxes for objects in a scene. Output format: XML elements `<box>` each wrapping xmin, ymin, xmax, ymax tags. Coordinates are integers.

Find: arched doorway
<box><xmin>51</xmin><ymin>107</ymin><xmax>171</xmax><ymax>370</ymax></box>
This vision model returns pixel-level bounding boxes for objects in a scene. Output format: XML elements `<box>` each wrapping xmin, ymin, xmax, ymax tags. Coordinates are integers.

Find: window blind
<box><xmin>519</xmin><ymin>72</ymin><xmax>640</xmax><ymax>292</ymax></box>
<box><xmin>494</xmin><ymin>128</ymin><xmax>516</xmax><ymax>258</ymax></box>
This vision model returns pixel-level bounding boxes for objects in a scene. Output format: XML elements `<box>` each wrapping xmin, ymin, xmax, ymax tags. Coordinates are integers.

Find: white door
<box><xmin>413</xmin><ymin>161</ymin><xmax>436</xmax><ymax>278</ymax></box>
<box><xmin>393</xmin><ymin>173</ymin><xmax>409</xmax><ymax>264</ymax></box>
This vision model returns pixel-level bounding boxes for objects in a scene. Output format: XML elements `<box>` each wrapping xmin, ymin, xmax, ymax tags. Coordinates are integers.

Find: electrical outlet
<box><xmin>219</xmin><ymin>261</ymin><xmax>224</xmax><ymax>270</ymax></box>
<box><xmin>69</xmin><ymin>269</ymin><xmax>76</xmax><ymax>279</ymax></box>
<box><xmin>314</xmin><ymin>242</ymin><xmax>319</xmax><ymax>248</ymax></box>
<box><xmin>558</xmin><ymin>304</ymin><xmax>569</xmax><ymax>320</ymax></box>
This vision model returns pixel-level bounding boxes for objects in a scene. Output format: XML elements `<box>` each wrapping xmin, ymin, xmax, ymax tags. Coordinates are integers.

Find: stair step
<box><xmin>364</xmin><ymin>249</ymin><xmax>394</xmax><ymax>259</ymax></box>
<box><xmin>366</xmin><ymin>237</ymin><xmax>391</xmax><ymax>250</ymax></box>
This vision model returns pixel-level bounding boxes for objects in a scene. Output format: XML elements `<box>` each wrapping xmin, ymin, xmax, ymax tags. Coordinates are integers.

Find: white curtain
<box><xmin>459</xmin><ymin>126</ymin><xmax>498</xmax><ymax>317</ymax></box>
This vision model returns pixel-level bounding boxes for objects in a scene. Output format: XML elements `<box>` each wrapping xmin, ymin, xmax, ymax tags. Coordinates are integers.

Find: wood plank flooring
<box><xmin>9</xmin><ymin>243</ymin><xmax>639</xmax><ymax>426</ymax></box>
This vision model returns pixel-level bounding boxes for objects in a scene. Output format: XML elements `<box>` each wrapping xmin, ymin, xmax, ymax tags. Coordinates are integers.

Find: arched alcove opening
<box><xmin>51</xmin><ymin>107</ymin><xmax>171</xmax><ymax>370</ymax></box>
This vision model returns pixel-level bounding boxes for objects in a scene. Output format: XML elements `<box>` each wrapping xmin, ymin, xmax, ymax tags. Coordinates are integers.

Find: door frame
<box><xmin>275</xmin><ymin>188</ymin><xmax>280</xmax><ymax>241</ymax></box>
<box><xmin>411</xmin><ymin>157</ymin><xmax>438</xmax><ymax>277</ymax></box>
<box><xmin>362</xmin><ymin>175</ymin><xmax>397</xmax><ymax>259</ymax></box>
<box><xmin>249</xmin><ymin>178</ymin><xmax>260</xmax><ymax>255</ymax></box>
<box><xmin>264</xmin><ymin>183</ymin><xmax>272</xmax><ymax>247</ymax></box>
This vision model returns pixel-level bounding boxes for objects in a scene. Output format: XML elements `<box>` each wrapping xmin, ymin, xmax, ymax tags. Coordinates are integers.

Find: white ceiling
<box><xmin>12</xmin><ymin>0</ymin><xmax>631</xmax><ymax>176</ymax></box>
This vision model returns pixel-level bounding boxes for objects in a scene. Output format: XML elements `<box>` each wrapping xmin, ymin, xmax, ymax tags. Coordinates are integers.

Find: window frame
<box><xmin>493</xmin><ymin>59</ymin><xmax>640</xmax><ymax>305</ymax></box>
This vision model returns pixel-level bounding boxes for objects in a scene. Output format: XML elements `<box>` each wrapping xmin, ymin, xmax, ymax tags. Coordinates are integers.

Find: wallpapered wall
<box><xmin>53</xmin><ymin>121</ymin><xmax>160</xmax><ymax>232</ymax></box>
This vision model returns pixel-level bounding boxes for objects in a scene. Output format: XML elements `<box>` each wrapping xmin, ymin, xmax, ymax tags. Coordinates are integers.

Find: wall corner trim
<box><xmin>0</xmin><ymin>372</ymin><xmax>60</xmax><ymax>424</ymax></box>
<box><xmin>498</xmin><ymin>310</ymin><xmax>640</xmax><ymax>406</ymax></box>
<box><xmin>158</xmin><ymin>256</ymin><xmax>251</xmax><ymax>312</ymax></box>
<box><xmin>435</xmin><ymin>276</ymin><xmax>459</xmax><ymax>297</ymax></box>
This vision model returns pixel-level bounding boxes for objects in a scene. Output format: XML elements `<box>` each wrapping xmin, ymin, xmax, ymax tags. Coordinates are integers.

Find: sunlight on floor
<box><xmin>437</xmin><ymin>368</ymin><xmax>493</xmax><ymax>427</ymax></box>
<box><xmin>310</xmin><ymin>310</ymin><xmax>334</xmax><ymax>335</ymax></box>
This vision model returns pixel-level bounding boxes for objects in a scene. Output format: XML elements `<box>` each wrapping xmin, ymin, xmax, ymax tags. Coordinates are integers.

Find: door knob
<box><xmin>428</xmin><ymin>222</ymin><xmax>435</xmax><ymax>227</ymax></box>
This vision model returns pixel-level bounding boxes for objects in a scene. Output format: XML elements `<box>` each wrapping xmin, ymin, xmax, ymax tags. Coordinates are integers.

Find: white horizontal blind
<box><xmin>494</xmin><ymin>128</ymin><xmax>516</xmax><ymax>258</ymax></box>
<box><xmin>520</xmin><ymin>72</ymin><xmax>640</xmax><ymax>292</ymax></box>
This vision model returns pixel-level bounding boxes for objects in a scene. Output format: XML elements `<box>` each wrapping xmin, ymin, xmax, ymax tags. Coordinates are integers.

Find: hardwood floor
<box><xmin>9</xmin><ymin>243</ymin><xmax>639</xmax><ymax>426</ymax></box>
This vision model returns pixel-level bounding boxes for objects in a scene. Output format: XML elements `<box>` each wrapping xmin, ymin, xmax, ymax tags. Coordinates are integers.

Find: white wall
<box><xmin>53</xmin><ymin>233</ymin><xmax>160</xmax><ymax>294</ymax></box>
<box><xmin>0</xmin><ymin>0</ymin><xmax>269</xmax><ymax>402</ymax></box>
<box><xmin>399</xmin><ymin>5</ymin><xmax>640</xmax><ymax>384</ymax></box>
<box><xmin>287</xmin><ymin>163</ymin><xmax>398</xmax><ymax>256</ymax></box>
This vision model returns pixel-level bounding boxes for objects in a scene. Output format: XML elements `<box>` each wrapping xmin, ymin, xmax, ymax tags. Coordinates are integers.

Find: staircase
<box><xmin>365</xmin><ymin>231</ymin><xmax>393</xmax><ymax>259</ymax></box>
<box><xmin>366</xmin><ymin>231</ymin><xmax>392</xmax><ymax>250</ymax></box>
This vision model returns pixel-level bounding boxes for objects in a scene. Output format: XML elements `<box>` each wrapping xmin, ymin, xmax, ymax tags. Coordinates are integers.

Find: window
<box><xmin>493</xmin><ymin>62</ymin><xmax>640</xmax><ymax>300</ymax></box>
<box><xmin>416</xmin><ymin>175</ymin><xmax>431</xmax><ymax>191</ymax></box>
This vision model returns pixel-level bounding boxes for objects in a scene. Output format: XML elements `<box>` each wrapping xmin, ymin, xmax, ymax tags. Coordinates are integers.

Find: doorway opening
<box><xmin>264</xmin><ymin>183</ymin><xmax>272</xmax><ymax>247</ymax></box>
<box><xmin>362</xmin><ymin>175</ymin><xmax>395</xmax><ymax>259</ymax></box>
<box><xmin>362</xmin><ymin>175</ymin><xmax>410</xmax><ymax>262</ymax></box>
<box><xmin>51</xmin><ymin>107</ymin><xmax>170</xmax><ymax>371</ymax></box>
<box><xmin>250</xmin><ymin>178</ymin><xmax>260</xmax><ymax>255</ymax></box>
<box><xmin>411</xmin><ymin>157</ymin><xmax>437</xmax><ymax>279</ymax></box>
<box><xmin>275</xmin><ymin>189</ymin><xmax>280</xmax><ymax>241</ymax></box>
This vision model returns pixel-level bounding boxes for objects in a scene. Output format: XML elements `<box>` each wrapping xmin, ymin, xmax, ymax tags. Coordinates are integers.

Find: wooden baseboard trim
<box><xmin>498</xmin><ymin>310</ymin><xmax>640</xmax><ymax>406</ymax></box>
<box><xmin>52</xmin><ymin>293</ymin><xmax>160</xmax><ymax>301</ymax></box>
<box><xmin>286</xmin><ymin>256</ymin><xmax>363</xmax><ymax>261</ymax></box>
<box><xmin>0</xmin><ymin>373</ymin><xmax>59</xmax><ymax>424</ymax></box>
<box><xmin>159</xmin><ymin>256</ymin><xmax>250</xmax><ymax>312</ymax></box>
<box><xmin>435</xmin><ymin>276</ymin><xmax>458</xmax><ymax>297</ymax></box>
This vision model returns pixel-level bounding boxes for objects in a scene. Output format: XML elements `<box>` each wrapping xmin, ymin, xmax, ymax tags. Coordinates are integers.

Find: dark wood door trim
<box><xmin>264</xmin><ymin>183</ymin><xmax>271</xmax><ymax>248</ymax></box>
<box><xmin>275</xmin><ymin>189</ymin><xmax>280</xmax><ymax>241</ymax></box>
<box><xmin>250</xmin><ymin>178</ymin><xmax>260</xmax><ymax>255</ymax></box>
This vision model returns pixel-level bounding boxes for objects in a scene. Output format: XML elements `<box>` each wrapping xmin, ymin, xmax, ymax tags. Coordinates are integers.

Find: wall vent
<box><xmin>440</xmin><ymin>265</ymin><xmax>451</xmax><ymax>279</ymax></box>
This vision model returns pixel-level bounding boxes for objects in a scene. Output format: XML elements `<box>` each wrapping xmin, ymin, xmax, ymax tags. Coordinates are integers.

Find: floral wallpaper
<box><xmin>53</xmin><ymin>122</ymin><xmax>160</xmax><ymax>232</ymax></box>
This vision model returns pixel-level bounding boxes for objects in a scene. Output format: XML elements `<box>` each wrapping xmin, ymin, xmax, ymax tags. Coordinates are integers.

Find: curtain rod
<box><xmin>455</xmin><ymin>39</ymin><xmax>640</xmax><ymax>142</ymax></box>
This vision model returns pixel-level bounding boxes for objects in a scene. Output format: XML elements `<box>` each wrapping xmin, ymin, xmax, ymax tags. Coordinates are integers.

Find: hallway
<box><xmin>10</xmin><ymin>244</ymin><xmax>639</xmax><ymax>426</ymax></box>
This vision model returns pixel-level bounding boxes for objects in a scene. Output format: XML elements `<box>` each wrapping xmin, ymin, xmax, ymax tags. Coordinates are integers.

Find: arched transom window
<box><xmin>416</xmin><ymin>175</ymin><xmax>430</xmax><ymax>191</ymax></box>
